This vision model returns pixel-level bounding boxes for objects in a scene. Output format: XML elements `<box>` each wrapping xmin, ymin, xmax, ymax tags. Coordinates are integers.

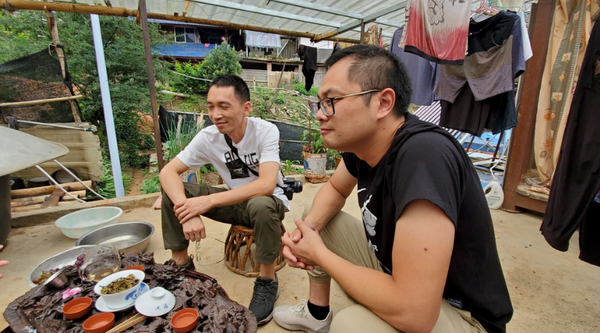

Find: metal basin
<box><xmin>76</xmin><ymin>221</ymin><xmax>155</xmax><ymax>255</ymax></box>
<box><xmin>27</xmin><ymin>245</ymin><xmax>96</xmax><ymax>287</ymax></box>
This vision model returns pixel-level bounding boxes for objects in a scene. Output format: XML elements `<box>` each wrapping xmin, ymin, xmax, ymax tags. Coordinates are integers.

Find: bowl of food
<box><xmin>76</xmin><ymin>222</ymin><xmax>154</xmax><ymax>254</ymax></box>
<box><xmin>28</xmin><ymin>245</ymin><xmax>95</xmax><ymax>287</ymax></box>
<box><xmin>55</xmin><ymin>207</ymin><xmax>123</xmax><ymax>239</ymax></box>
<box><xmin>82</xmin><ymin>312</ymin><xmax>114</xmax><ymax>333</ymax></box>
<box><xmin>94</xmin><ymin>270</ymin><xmax>145</xmax><ymax>310</ymax></box>
<box><xmin>63</xmin><ymin>297</ymin><xmax>93</xmax><ymax>320</ymax></box>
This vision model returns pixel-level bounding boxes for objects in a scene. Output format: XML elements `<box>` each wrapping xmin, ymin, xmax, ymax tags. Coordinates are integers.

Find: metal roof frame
<box><xmin>0</xmin><ymin>0</ymin><xmax>406</xmax><ymax>43</ymax></box>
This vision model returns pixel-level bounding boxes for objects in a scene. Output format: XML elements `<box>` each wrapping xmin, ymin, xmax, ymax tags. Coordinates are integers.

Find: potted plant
<box><xmin>300</xmin><ymin>128</ymin><xmax>329</xmax><ymax>182</ymax></box>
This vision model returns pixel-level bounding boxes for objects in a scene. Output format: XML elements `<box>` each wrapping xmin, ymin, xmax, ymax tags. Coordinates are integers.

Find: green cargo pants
<box><xmin>162</xmin><ymin>183</ymin><xmax>286</xmax><ymax>264</ymax></box>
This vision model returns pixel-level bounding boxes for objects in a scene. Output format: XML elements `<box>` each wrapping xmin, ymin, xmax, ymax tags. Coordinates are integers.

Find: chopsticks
<box><xmin>106</xmin><ymin>313</ymin><xmax>147</xmax><ymax>333</ymax></box>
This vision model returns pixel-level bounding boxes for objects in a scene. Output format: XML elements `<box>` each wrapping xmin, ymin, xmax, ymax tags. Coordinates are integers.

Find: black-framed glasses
<box><xmin>308</xmin><ymin>89</ymin><xmax>382</xmax><ymax>117</ymax></box>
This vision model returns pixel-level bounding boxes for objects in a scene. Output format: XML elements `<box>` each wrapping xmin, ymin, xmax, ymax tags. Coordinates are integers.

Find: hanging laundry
<box><xmin>517</xmin><ymin>12</ymin><xmax>533</xmax><ymax>61</ymax></box>
<box><xmin>390</xmin><ymin>27</ymin><xmax>439</xmax><ymax>106</ymax></box>
<box><xmin>436</xmin><ymin>11</ymin><xmax>525</xmax><ymax>136</ymax></box>
<box><xmin>533</xmin><ymin>0</ymin><xmax>599</xmax><ymax>183</ymax></box>
<box><xmin>399</xmin><ymin>0</ymin><xmax>471</xmax><ymax>65</ymax></box>
<box><xmin>541</xmin><ymin>17</ymin><xmax>600</xmax><ymax>267</ymax></box>
<box><xmin>298</xmin><ymin>45</ymin><xmax>317</xmax><ymax>91</ymax></box>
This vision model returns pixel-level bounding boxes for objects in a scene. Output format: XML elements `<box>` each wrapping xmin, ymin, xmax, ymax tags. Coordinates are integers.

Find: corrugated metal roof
<box><xmin>35</xmin><ymin>0</ymin><xmax>411</xmax><ymax>44</ymax></box>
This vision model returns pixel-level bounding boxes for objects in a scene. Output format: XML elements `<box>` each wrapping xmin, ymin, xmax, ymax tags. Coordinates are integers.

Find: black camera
<box><xmin>282</xmin><ymin>177</ymin><xmax>303</xmax><ymax>200</ymax></box>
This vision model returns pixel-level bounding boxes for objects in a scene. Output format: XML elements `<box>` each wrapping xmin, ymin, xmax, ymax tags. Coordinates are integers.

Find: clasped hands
<box><xmin>175</xmin><ymin>197</ymin><xmax>212</xmax><ymax>242</ymax></box>
<box><xmin>282</xmin><ymin>218</ymin><xmax>326</xmax><ymax>270</ymax></box>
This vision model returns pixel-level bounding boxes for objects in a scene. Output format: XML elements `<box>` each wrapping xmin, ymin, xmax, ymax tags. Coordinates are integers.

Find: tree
<box><xmin>173</xmin><ymin>42</ymin><xmax>242</xmax><ymax>94</ymax></box>
<box><xmin>0</xmin><ymin>11</ymin><xmax>175</xmax><ymax>167</ymax></box>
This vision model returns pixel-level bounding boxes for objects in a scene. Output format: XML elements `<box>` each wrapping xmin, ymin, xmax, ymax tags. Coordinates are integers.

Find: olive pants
<box><xmin>162</xmin><ymin>183</ymin><xmax>286</xmax><ymax>264</ymax></box>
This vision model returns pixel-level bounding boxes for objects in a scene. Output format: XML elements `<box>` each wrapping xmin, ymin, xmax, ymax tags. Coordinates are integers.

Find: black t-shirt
<box><xmin>343</xmin><ymin>113</ymin><xmax>513</xmax><ymax>333</ymax></box>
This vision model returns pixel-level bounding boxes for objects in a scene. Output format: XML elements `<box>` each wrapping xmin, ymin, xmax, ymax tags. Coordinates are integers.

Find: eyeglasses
<box><xmin>308</xmin><ymin>89</ymin><xmax>382</xmax><ymax>117</ymax></box>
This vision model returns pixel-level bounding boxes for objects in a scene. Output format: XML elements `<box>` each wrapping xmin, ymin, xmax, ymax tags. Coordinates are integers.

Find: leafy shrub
<box><xmin>97</xmin><ymin>159</ymin><xmax>133</xmax><ymax>198</ymax></box>
<box><xmin>294</xmin><ymin>83</ymin><xmax>319</xmax><ymax>96</ymax></box>
<box><xmin>173</xmin><ymin>42</ymin><xmax>242</xmax><ymax>94</ymax></box>
<box><xmin>139</xmin><ymin>173</ymin><xmax>161</xmax><ymax>194</ymax></box>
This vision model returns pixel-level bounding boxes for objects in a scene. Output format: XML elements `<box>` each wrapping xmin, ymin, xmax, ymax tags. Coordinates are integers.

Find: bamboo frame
<box><xmin>0</xmin><ymin>94</ymin><xmax>82</xmax><ymax>107</ymax></box>
<box><xmin>0</xmin><ymin>0</ymin><xmax>360</xmax><ymax>43</ymax></box>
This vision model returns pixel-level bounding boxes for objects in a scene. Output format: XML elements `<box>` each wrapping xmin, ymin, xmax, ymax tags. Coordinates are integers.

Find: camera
<box><xmin>282</xmin><ymin>177</ymin><xmax>303</xmax><ymax>200</ymax></box>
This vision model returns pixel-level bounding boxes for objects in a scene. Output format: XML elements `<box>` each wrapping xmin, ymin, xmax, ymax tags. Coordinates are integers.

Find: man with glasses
<box><xmin>273</xmin><ymin>45</ymin><xmax>512</xmax><ymax>333</ymax></box>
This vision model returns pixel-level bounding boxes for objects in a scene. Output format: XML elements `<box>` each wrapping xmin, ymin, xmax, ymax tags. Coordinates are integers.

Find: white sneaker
<box><xmin>273</xmin><ymin>300</ymin><xmax>332</xmax><ymax>333</ymax></box>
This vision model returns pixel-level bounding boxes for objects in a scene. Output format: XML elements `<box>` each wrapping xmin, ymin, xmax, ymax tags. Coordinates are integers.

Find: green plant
<box><xmin>139</xmin><ymin>173</ymin><xmax>161</xmax><ymax>194</ymax></box>
<box><xmin>173</xmin><ymin>42</ymin><xmax>242</xmax><ymax>94</ymax></box>
<box><xmin>162</xmin><ymin>118</ymin><xmax>199</xmax><ymax>161</ymax></box>
<box><xmin>97</xmin><ymin>159</ymin><xmax>133</xmax><ymax>198</ymax></box>
<box><xmin>301</xmin><ymin>129</ymin><xmax>328</xmax><ymax>154</ymax></box>
<box><xmin>294</xmin><ymin>82</ymin><xmax>319</xmax><ymax>97</ymax></box>
<box><xmin>280</xmin><ymin>160</ymin><xmax>303</xmax><ymax>175</ymax></box>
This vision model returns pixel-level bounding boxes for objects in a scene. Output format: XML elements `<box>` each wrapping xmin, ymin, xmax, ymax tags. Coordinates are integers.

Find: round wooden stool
<box><xmin>224</xmin><ymin>224</ymin><xmax>287</xmax><ymax>277</ymax></box>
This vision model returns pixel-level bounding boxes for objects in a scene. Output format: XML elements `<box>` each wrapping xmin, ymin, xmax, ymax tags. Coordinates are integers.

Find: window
<box><xmin>175</xmin><ymin>27</ymin><xmax>196</xmax><ymax>43</ymax></box>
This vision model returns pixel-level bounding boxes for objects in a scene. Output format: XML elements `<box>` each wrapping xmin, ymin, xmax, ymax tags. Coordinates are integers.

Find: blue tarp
<box><xmin>153</xmin><ymin>43</ymin><xmax>217</xmax><ymax>58</ymax></box>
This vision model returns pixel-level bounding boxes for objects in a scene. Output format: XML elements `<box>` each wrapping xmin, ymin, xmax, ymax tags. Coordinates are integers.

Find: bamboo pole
<box><xmin>10</xmin><ymin>190</ymin><xmax>85</xmax><ymax>207</ymax></box>
<box><xmin>139</xmin><ymin>0</ymin><xmax>164</xmax><ymax>172</ymax></box>
<box><xmin>44</xmin><ymin>0</ymin><xmax>81</xmax><ymax>123</ymax></box>
<box><xmin>11</xmin><ymin>200</ymin><xmax>77</xmax><ymax>213</ymax></box>
<box><xmin>0</xmin><ymin>1</ymin><xmax>359</xmax><ymax>43</ymax></box>
<box><xmin>0</xmin><ymin>95</ymin><xmax>83</xmax><ymax>107</ymax></box>
<box><xmin>11</xmin><ymin>180</ymin><xmax>92</xmax><ymax>197</ymax></box>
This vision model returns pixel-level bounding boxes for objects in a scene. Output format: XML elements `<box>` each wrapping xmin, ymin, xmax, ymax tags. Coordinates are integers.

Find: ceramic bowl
<box><xmin>170</xmin><ymin>308</ymin><xmax>199</xmax><ymax>333</ymax></box>
<box><xmin>94</xmin><ymin>270</ymin><xmax>145</xmax><ymax>310</ymax></box>
<box><xmin>134</xmin><ymin>287</ymin><xmax>176</xmax><ymax>317</ymax></box>
<box><xmin>55</xmin><ymin>207</ymin><xmax>123</xmax><ymax>239</ymax></box>
<box><xmin>124</xmin><ymin>265</ymin><xmax>144</xmax><ymax>271</ymax></box>
<box><xmin>62</xmin><ymin>297</ymin><xmax>92</xmax><ymax>320</ymax></box>
<box><xmin>82</xmin><ymin>312</ymin><xmax>114</xmax><ymax>333</ymax></box>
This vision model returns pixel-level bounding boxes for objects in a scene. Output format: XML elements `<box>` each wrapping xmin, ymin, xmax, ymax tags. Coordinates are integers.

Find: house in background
<box><xmin>152</xmin><ymin>19</ymin><xmax>336</xmax><ymax>89</ymax></box>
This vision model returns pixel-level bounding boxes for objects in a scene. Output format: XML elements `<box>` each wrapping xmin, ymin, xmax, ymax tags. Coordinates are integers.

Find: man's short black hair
<box><xmin>325</xmin><ymin>45</ymin><xmax>412</xmax><ymax>117</ymax></box>
<box><xmin>209</xmin><ymin>74</ymin><xmax>251</xmax><ymax>103</ymax></box>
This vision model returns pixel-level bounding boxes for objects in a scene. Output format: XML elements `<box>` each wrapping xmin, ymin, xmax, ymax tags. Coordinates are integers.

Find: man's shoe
<box><xmin>273</xmin><ymin>300</ymin><xmax>332</xmax><ymax>333</ymax></box>
<box><xmin>164</xmin><ymin>255</ymin><xmax>196</xmax><ymax>271</ymax></box>
<box><xmin>248</xmin><ymin>275</ymin><xmax>280</xmax><ymax>324</ymax></box>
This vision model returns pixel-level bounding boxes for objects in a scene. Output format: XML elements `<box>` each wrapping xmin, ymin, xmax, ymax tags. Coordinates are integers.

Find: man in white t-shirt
<box><xmin>159</xmin><ymin>75</ymin><xmax>290</xmax><ymax>324</ymax></box>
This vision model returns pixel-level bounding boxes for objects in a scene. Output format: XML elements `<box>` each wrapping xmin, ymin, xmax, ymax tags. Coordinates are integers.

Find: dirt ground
<box><xmin>0</xmin><ymin>182</ymin><xmax>599</xmax><ymax>332</ymax></box>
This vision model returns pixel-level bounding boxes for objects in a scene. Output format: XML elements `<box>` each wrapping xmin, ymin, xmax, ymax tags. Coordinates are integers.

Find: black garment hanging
<box><xmin>298</xmin><ymin>45</ymin><xmax>317</xmax><ymax>91</ymax></box>
<box><xmin>541</xmin><ymin>17</ymin><xmax>600</xmax><ymax>266</ymax></box>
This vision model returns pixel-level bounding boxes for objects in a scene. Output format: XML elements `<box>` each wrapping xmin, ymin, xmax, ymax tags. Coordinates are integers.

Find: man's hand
<box><xmin>282</xmin><ymin>218</ymin><xmax>325</xmax><ymax>270</ymax></box>
<box><xmin>181</xmin><ymin>216</ymin><xmax>207</xmax><ymax>242</ymax></box>
<box><xmin>175</xmin><ymin>196</ymin><xmax>213</xmax><ymax>224</ymax></box>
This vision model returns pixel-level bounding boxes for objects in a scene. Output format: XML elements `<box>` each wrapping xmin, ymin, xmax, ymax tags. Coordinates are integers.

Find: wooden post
<box><xmin>138</xmin><ymin>0</ymin><xmax>165</xmax><ymax>171</ymax></box>
<box><xmin>502</xmin><ymin>0</ymin><xmax>556</xmax><ymax>213</ymax></box>
<box><xmin>360</xmin><ymin>20</ymin><xmax>365</xmax><ymax>44</ymax></box>
<box><xmin>44</xmin><ymin>0</ymin><xmax>82</xmax><ymax>123</ymax></box>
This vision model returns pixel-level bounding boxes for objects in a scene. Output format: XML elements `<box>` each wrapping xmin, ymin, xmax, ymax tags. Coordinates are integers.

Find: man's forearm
<box><xmin>159</xmin><ymin>170</ymin><xmax>188</xmax><ymax>206</ymax></box>
<box><xmin>304</xmin><ymin>181</ymin><xmax>348</xmax><ymax>232</ymax></box>
<box><xmin>206</xmin><ymin>179</ymin><xmax>274</xmax><ymax>208</ymax></box>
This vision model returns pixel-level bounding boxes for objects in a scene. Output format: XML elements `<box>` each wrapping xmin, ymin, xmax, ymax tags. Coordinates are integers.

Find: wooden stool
<box><xmin>224</xmin><ymin>224</ymin><xmax>287</xmax><ymax>277</ymax></box>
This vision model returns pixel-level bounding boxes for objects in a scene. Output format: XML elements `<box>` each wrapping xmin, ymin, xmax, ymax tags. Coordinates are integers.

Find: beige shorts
<box><xmin>303</xmin><ymin>208</ymin><xmax>487</xmax><ymax>333</ymax></box>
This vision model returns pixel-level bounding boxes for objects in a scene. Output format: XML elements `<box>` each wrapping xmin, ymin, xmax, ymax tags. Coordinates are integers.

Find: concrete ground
<box><xmin>1</xmin><ymin>181</ymin><xmax>599</xmax><ymax>332</ymax></box>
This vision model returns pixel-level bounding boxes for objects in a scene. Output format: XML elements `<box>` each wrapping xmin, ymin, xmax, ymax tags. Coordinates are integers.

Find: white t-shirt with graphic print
<box><xmin>177</xmin><ymin>117</ymin><xmax>290</xmax><ymax>210</ymax></box>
